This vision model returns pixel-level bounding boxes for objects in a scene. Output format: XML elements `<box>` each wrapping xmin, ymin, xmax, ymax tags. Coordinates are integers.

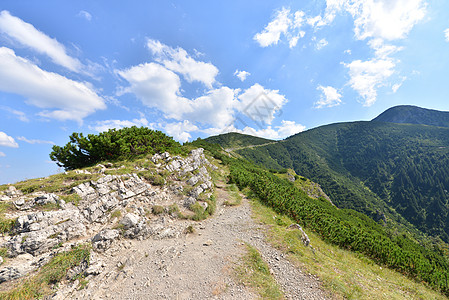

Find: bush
<box><xmin>50</xmin><ymin>126</ymin><xmax>183</xmax><ymax>170</ymax></box>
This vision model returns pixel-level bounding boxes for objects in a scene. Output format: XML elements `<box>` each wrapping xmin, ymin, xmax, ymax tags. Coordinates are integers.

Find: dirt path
<box><xmin>64</xmin><ymin>186</ymin><xmax>328</xmax><ymax>300</ymax></box>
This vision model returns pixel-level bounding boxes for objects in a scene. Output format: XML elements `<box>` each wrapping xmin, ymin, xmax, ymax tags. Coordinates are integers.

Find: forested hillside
<box><xmin>373</xmin><ymin>105</ymin><xmax>449</xmax><ymax>128</ymax></box>
<box><xmin>206</xmin><ymin>120</ymin><xmax>449</xmax><ymax>243</ymax></box>
<box><xmin>192</xmin><ymin>138</ymin><xmax>449</xmax><ymax>296</ymax></box>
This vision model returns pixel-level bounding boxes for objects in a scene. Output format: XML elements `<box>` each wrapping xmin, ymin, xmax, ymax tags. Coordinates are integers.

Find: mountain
<box><xmin>201</xmin><ymin>132</ymin><xmax>273</xmax><ymax>149</ymax></box>
<box><xmin>373</xmin><ymin>105</ymin><xmax>449</xmax><ymax>128</ymax></box>
<box><xmin>205</xmin><ymin>107</ymin><xmax>449</xmax><ymax>243</ymax></box>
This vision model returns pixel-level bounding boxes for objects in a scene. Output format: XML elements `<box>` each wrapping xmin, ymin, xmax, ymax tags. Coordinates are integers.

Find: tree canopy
<box><xmin>50</xmin><ymin>126</ymin><xmax>182</xmax><ymax>170</ymax></box>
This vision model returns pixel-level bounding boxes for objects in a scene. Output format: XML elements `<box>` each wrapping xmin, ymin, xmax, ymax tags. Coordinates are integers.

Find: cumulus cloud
<box><xmin>117</xmin><ymin>62</ymin><xmax>238</xmax><ymax>129</ymax></box>
<box><xmin>185</xmin><ymin>87</ymin><xmax>237</xmax><ymax>129</ymax></box>
<box><xmin>315</xmin><ymin>85</ymin><xmax>342</xmax><ymax>108</ymax></box>
<box><xmin>16</xmin><ymin>136</ymin><xmax>54</xmax><ymax>145</ymax></box>
<box><xmin>445</xmin><ymin>28</ymin><xmax>449</xmax><ymax>42</ymax></box>
<box><xmin>254</xmin><ymin>8</ymin><xmax>306</xmax><ymax>48</ymax></box>
<box><xmin>164</xmin><ymin>120</ymin><xmax>199</xmax><ymax>142</ymax></box>
<box><xmin>237</xmin><ymin>83</ymin><xmax>287</xmax><ymax>126</ymax></box>
<box><xmin>321</xmin><ymin>0</ymin><xmax>425</xmax><ymax>105</ymax></box>
<box><xmin>78</xmin><ymin>10</ymin><xmax>92</xmax><ymax>21</ymax></box>
<box><xmin>344</xmin><ymin>58</ymin><xmax>395</xmax><ymax>106</ymax></box>
<box><xmin>221</xmin><ymin>120</ymin><xmax>305</xmax><ymax>140</ymax></box>
<box><xmin>147</xmin><ymin>39</ymin><xmax>218</xmax><ymax>88</ymax></box>
<box><xmin>345</xmin><ymin>0</ymin><xmax>426</xmax><ymax>41</ymax></box>
<box><xmin>0</xmin><ymin>47</ymin><xmax>106</xmax><ymax>122</ymax></box>
<box><xmin>90</xmin><ymin>118</ymin><xmax>151</xmax><ymax>133</ymax></box>
<box><xmin>0</xmin><ymin>10</ymin><xmax>83</xmax><ymax>72</ymax></box>
<box><xmin>0</xmin><ymin>131</ymin><xmax>18</xmax><ymax>148</ymax></box>
<box><xmin>234</xmin><ymin>69</ymin><xmax>250</xmax><ymax>81</ymax></box>
<box><xmin>0</xmin><ymin>152</ymin><xmax>5</xmax><ymax>157</ymax></box>
<box><xmin>117</xmin><ymin>62</ymin><xmax>191</xmax><ymax>119</ymax></box>
<box><xmin>118</xmin><ymin>40</ymin><xmax>293</xmax><ymax>139</ymax></box>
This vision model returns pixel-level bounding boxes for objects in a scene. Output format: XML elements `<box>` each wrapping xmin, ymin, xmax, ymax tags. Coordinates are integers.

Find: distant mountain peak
<box><xmin>372</xmin><ymin>105</ymin><xmax>449</xmax><ymax>128</ymax></box>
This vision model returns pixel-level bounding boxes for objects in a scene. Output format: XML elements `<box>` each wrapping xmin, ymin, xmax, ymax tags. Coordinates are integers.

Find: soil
<box><xmin>59</xmin><ymin>184</ymin><xmax>329</xmax><ymax>300</ymax></box>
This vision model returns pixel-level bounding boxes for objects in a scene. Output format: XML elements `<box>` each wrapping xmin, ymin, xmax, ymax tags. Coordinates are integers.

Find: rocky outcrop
<box><xmin>0</xmin><ymin>148</ymin><xmax>217</xmax><ymax>284</ymax></box>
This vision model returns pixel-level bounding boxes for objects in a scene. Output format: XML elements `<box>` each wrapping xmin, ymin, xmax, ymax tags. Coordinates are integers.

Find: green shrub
<box><xmin>50</xmin><ymin>126</ymin><xmax>184</xmax><ymax>170</ymax></box>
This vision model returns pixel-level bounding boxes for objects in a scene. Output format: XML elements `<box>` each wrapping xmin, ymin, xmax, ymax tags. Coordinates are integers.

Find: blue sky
<box><xmin>0</xmin><ymin>0</ymin><xmax>449</xmax><ymax>184</ymax></box>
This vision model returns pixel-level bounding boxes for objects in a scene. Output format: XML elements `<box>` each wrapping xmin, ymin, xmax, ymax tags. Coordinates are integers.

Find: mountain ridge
<box><xmin>204</xmin><ymin>106</ymin><xmax>449</xmax><ymax>243</ymax></box>
<box><xmin>372</xmin><ymin>105</ymin><xmax>449</xmax><ymax>128</ymax></box>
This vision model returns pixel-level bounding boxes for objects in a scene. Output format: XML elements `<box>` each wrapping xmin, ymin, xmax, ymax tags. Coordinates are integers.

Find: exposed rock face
<box><xmin>0</xmin><ymin>148</ymin><xmax>217</xmax><ymax>284</ymax></box>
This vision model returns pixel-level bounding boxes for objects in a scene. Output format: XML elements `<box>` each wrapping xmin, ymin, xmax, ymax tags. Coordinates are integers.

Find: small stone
<box><xmin>203</xmin><ymin>240</ymin><xmax>213</xmax><ymax>246</ymax></box>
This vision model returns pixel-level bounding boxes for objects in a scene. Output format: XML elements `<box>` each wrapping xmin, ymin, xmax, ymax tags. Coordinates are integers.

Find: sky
<box><xmin>0</xmin><ymin>0</ymin><xmax>449</xmax><ymax>184</ymax></box>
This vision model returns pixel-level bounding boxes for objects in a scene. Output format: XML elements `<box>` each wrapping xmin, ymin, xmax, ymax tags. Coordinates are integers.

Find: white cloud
<box><xmin>118</xmin><ymin>62</ymin><xmax>237</xmax><ymax>129</ymax></box>
<box><xmin>445</xmin><ymin>28</ymin><xmax>449</xmax><ymax>42</ymax></box>
<box><xmin>0</xmin><ymin>105</ymin><xmax>29</xmax><ymax>122</ymax></box>
<box><xmin>0</xmin><ymin>152</ymin><xmax>5</xmax><ymax>157</ymax></box>
<box><xmin>0</xmin><ymin>132</ymin><xmax>18</xmax><ymax>148</ymax></box>
<box><xmin>16</xmin><ymin>136</ymin><xmax>55</xmax><ymax>145</ymax></box>
<box><xmin>345</xmin><ymin>0</ymin><xmax>426</xmax><ymax>41</ymax></box>
<box><xmin>90</xmin><ymin>118</ymin><xmax>151</xmax><ymax>133</ymax></box>
<box><xmin>392</xmin><ymin>83</ymin><xmax>402</xmax><ymax>93</ymax></box>
<box><xmin>315</xmin><ymin>85</ymin><xmax>342</xmax><ymax>108</ymax></box>
<box><xmin>164</xmin><ymin>120</ymin><xmax>199</xmax><ymax>142</ymax></box>
<box><xmin>254</xmin><ymin>8</ymin><xmax>291</xmax><ymax>47</ymax></box>
<box><xmin>117</xmin><ymin>62</ymin><xmax>190</xmax><ymax>120</ymax></box>
<box><xmin>234</xmin><ymin>69</ymin><xmax>250</xmax><ymax>81</ymax></box>
<box><xmin>78</xmin><ymin>10</ymin><xmax>92</xmax><ymax>21</ymax></box>
<box><xmin>186</xmin><ymin>87</ymin><xmax>237</xmax><ymax>129</ymax></box>
<box><xmin>315</xmin><ymin>38</ymin><xmax>328</xmax><ymax>50</ymax></box>
<box><xmin>221</xmin><ymin>120</ymin><xmax>305</xmax><ymax>140</ymax></box>
<box><xmin>254</xmin><ymin>8</ymin><xmax>306</xmax><ymax>48</ymax></box>
<box><xmin>0</xmin><ymin>47</ymin><xmax>106</xmax><ymax>122</ymax></box>
<box><xmin>368</xmin><ymin>39</ymin><xmax>403</xmax><ymax>59</ymax></box>
<box><xmin>118</xmin><ymin>63</ymin><xmax>235</xmax><ymax>128</ymax></box>
<box><xmin>237</xmin><ymin>84</ymin><xmax>287</xmax><ymax>126</ymax></box>
<box><xmin>147</xmin><ymin>39</ymin><xmax>218</xmax><ymax>88</ymax></box>
<box><xmin>344</xmin><ymin>58</ymin><xmax>395</xmax><ymax>106</ymax></box>
<box><xmin>0</xmin><ymin>10</ymin><xmax>82</xmax><ymax>72</ymax></box>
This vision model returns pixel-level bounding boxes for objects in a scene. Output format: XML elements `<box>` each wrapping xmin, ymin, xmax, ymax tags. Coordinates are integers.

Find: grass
<box><xmin>60</xmin><ymin>193</ymin><xmax>82</xmax><ymax>206</ymax></box>
<box><xmin>0</xmin><ymin>202</ymin><xmax>15</xmax><ymax>235</ymax></box>
<box><xmin>0</xmin><ymin>247</ymin><xmax>8</xmax><ymax>259</ymax></box>
<box><xmin>236</xmin><ymin>243</ymin><xmax>284</xmax><ymax>299</ymax></box>
<box><xmin>9</xmin><ymin>172</ymin><xmax>100</xmax><ymax>195</ymax></box>
<box><xmin>188</xmin><ymin>195</ymin><xmax>217</xmax><ymax>221</ymax></box>
<box><xmin>152</xmin><ymin>205</ymin><xmax>165</xmax><ymax>215</ymax></box>
<box><xmin>223</xmin><ymin>184</ymin><xmax>242</xmax><ymax>206</ymax></box>
<box><xmin>110</xmin><ymin>209</ymin><xmax>122</xmax><ymax>219</ymax></box>
<box><xmin>249</xmin><ymin>198</ymin><xmax>448</xmax><ymax>300</ymax></box>
<box><xmin>0</xmin><ymin>244</ymin><xmax>90</xmax><ymax>300</ymax></box>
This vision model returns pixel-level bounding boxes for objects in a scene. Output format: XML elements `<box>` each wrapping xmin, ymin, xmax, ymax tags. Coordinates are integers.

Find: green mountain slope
<box><xmin>201</xmin><ymin>132</ymin><xmax>273</xmax><ymax>149</ymax></box>
<box><xmin>206</xmin><ymin>120</ymin><xmax>449</xmax><ymax>243</ymax></box>
<box><xmin>373</xmin><ymin>105</ymin><xmax>449</xmax><ymax>128</ymax></box>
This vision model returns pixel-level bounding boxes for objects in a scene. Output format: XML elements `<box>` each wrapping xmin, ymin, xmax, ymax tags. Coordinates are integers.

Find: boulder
<box><xmin>91</xmin><ymin>229</ymin><xmax>120</xmax><ymax>252</ymax></box>
<box><xmin>120</xmin><ymin>213</ymin><xmax>140</xmax><ymax>230</ymax></box>
<box><xmin>0</xmin><ymin>267</ymin><xmax>23</xmax><ymax>283</ymax></box>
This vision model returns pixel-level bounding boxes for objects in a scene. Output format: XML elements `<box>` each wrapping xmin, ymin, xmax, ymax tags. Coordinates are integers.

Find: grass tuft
<box><xmin>0</xmin><ymin>244</ymin><xmax>90</xmax><ymax>300</ymax></box>
<box><xmin>236</xmin><ymin>243</ymin><xmax>283</xmax><ymax>299</ymax></box>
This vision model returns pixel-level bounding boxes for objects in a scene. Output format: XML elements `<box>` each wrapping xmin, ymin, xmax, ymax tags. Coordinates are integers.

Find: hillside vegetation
<box><xmin>199</xmin><ymin>132</ymin><xmax>273</xmax><ymax>149</ymax></box>
<box><xmin>373</xmin><ymin>105</ymin><xmax>449</xmax><ymax>128</ymax></box>
<box><xmin>215</xmin><ymin>122</ymin><xmax>449</xmax><ymax>245</ymax></box>
<box><xmin>192</xmin><ymin>139</ymin><xmax>449</xmax><ymax>296</ymax></box>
